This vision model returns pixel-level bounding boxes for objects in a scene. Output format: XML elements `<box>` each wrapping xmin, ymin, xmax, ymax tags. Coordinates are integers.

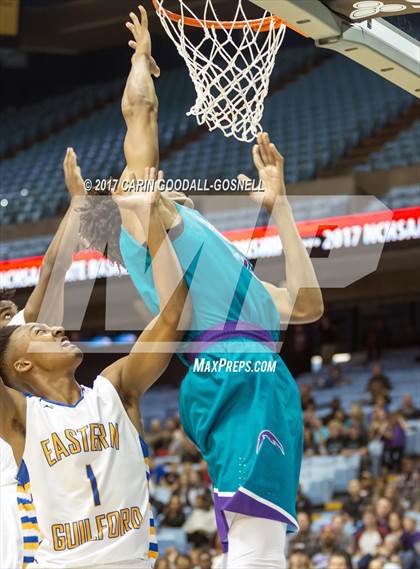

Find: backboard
<box><xmin>249</xmin><ymin>0</ymin><xmax>420</xmax><ymax>97</ymax></box>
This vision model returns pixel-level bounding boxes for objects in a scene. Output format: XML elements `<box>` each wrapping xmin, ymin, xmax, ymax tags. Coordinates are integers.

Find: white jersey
<box><xmin>10</xmin><ymin>309</ymin><xmax>26</xmax><ymax>326</ymax></box>
<box><xmin>0</xmin><ymin>438</ymin><xmax>23</xmax><ymax>569</ymax></box>
<box><xmin>22</xmin><ymin>375</ymin><xmax>157</xmax><ymax>568</ymax></box>
<box><xmin>1</xmin><ymin>436</ymin><xmax>17</xmax><ymax>485</ymax></box>
<box><xmin>2</xmin><ymin>310</ymin><xmax>39</xmax><ymax>568</ymax></box>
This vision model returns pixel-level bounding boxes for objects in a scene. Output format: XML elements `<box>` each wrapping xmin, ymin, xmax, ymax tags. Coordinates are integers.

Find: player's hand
<box><xmin>113</xmin><ymin>167</ymin><xmax>163</xmax><ymax>210</ymax></box>
<box><xmin>126</xmin><ymin>5</ymin><xmax>160</xmax><ymax>78</ymax></box>
<box><xmin>238</xmin><ymin>132</ymin><xmax>287</xmax><ymax>211</ymax></box>
<box><xmin>63</xmin><ymin>147</ymin><xmax>85</xmax><ymax>199</ymax></box>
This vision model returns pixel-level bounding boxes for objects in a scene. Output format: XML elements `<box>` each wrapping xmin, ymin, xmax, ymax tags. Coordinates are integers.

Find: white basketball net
<box><xmin>154</xmin><ymin>0</ymin><xmax>286</xmax><ymax>142</ymax></box>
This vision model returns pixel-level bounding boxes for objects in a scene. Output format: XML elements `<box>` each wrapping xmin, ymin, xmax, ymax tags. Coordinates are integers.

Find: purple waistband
<box><xmin>185</xmin><ymin>321</ymin><xmax>277</xmax><ymax>365</ymax></box>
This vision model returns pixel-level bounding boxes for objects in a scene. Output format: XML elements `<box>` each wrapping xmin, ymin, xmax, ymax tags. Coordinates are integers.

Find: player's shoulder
<box><xmin>89</xmin><ymin>373</ymin><xmax>139</xmax><ymax>422</ymax></box>
<box><xmin>90</xmin><ymin>373</ymin><xmax>121</xmax><ymax>400</ymax></box>
<box><xmin>0</xmin><ymin>378</ymin><xmax>27</xmax><ymax>409</ymax></box>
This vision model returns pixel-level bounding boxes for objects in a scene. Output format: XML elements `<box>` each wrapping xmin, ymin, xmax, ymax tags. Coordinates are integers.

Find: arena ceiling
<box><xmin>11</xmin><ymin>0</ymin><xmax>420</xmax><ymax>54</ymax></box>
<box><xmin>14</xmin><ymin>0</ymin><xmax>226</xmax><ymax>54</ymax></box>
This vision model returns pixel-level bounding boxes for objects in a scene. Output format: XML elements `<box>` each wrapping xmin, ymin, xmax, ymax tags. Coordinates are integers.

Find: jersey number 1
<box><xmin>86</xmin><ymin>465</ymin><xmax>101</xmax><ymax>506</ymax></box>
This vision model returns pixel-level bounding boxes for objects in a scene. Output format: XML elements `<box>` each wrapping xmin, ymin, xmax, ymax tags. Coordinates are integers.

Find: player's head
<box><xmin>0</xmin><ymin>323</ymin><xmax>82</xmax><ymax>391</ymax></box>
<box><xmin>79</xmin><ymin>190</ymin><xmax>126</xmax><ymax>267</ymax></box>
<box><xmin>0</xmin><ymin>289</ymin><xmax>19</xmax><ymax>327</ymax></box>
<box><xmin>79</xmin><ymin>185</ymin><xmax>194</xmax><ymax>267</ymax></box>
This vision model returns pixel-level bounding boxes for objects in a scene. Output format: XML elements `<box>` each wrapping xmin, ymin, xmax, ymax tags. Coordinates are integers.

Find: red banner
<box><xmin>1</xmin><ymin>206</ymin><xmax>419</xmax><ymax>289</ymax></box>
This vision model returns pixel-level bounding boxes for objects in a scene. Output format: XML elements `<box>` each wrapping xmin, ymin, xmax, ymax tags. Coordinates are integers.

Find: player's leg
<box><xmin>225</xmin><ymin>512</ymin><xmax>287</xmax><ymax>569</ymax></box>
<box><xmin>180</xmin><ymin>346</ymin><xmax>302</xmax><ymax>565</ymax></box>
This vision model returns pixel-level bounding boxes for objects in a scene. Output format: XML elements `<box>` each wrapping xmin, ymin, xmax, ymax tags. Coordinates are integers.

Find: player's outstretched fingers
<box><xmin>259</xmin><ymin>132</ymin><xmax>271</xmax><ymax>165</ymax></box>
<box><xmin>139</xmin><ymin>5</ymin><xmax>148</xmax><ymax>30</ymax></box>
<box><xmin>255</xmin><ymin>133</ymin><xmax>267</xmax><ymax>164</ymax></box>
<box><xmin>237</xmin><ymin>173</ymin><xmax>250</xmax><ymax>182</ymax></box>
<box><xmin>70</xmin><ymin>151</ymin><xmax>78</xmax><ymax>173</ymax></box>
<box><xmin>270</xmin><ymin>143</ymin><xmax>284</xmax><ymax>166</ymax></box>
<box><xmin>64</xmin><ymin>147</ymin><xmax>75</xmax><ymax>176</ymax></box>
<box><xmin>252</xmin><ymin>144</ymin><xmax>264</xmax><ymax>171</ymax></box>
<box><xmin>126</xmin><ymin>21</ymin><xmax>137</xmax><ymax>39</ymax></box>
<box><xmin>63</xmin><ymin>147</ymin><xmax>70</xmax><ymax>172</ymax></box>
<box><xmin>129</xmin><ymin>11</ymin><xmax>141</xmax><ymax>30</ymax></box>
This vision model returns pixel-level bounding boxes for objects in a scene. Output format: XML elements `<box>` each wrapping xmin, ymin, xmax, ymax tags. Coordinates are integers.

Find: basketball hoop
<box><xmin>152</xmin><ymin>0</ymin><xmax>293</xmax><ymax>142</ymax></box>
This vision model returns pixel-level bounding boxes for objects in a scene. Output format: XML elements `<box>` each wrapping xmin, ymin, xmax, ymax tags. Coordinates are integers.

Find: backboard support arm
<box><xmin>249</xmin><ymin>0</ymin><xmax>420</xmax><ymax>98</ymax></box>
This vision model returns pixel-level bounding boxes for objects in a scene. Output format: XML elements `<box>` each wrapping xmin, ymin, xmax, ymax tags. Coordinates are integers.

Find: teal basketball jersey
<box><xmin>119</xmin><ymin>203</ymin><xmax>303</xmax><ymax>550</ymax></box>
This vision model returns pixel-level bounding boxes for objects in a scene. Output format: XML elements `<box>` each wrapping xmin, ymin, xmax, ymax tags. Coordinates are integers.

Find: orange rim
<box><xmin>152</xmin><ymin>0</ymin><xmax>305</xmax><ymax>34</ymax></box>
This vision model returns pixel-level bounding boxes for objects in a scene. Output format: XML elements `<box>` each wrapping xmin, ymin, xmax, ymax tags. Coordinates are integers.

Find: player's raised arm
<box><xmin>22</xmin><ymin>148</ymin><xmax>83</xmax><ymax>325</ymax></box>
<box><xmin>239</xmin><ymin>132</ymin><xmax>323</xmax><ymax>325</ymax></box>
<box><xmin>102</xmin><ymin>170</ymin><xmax>191</xmax><ymax>400</ymax></box>
<box><xmin>0</xmin><ymin>357</ymin><xmax>27</xmax><ymax>456</ymax></box>
<box><xmin>118</xmin><ymin>4</ymin><xmax>194</xmax><ymax>219</ymax></box>
<box><xmin>120</xmin><ymin>5</ymin><xmax>160</xmax><ymax>182</ymax></box>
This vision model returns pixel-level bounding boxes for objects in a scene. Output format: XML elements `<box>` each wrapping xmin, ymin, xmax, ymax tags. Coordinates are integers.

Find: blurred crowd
<box><xmin>145</xmin><ymin>362</ymin><xmax>420</xmax><ymax>569</ymax></box>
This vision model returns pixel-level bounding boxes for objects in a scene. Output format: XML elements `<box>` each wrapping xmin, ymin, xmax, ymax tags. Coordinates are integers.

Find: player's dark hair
<box><xmin>0</xmin><ymin>289</ymin><xmax>16</xmax><ymax>302</ymax></box>
<box><xmin>0</xmin><ymin>325</ymin><xmax>19</xmax><ymax>387</ymax></box>
<box><xmin>78</xmin><ymin>191</ymin><xmax>125</xmax><ymax>268</ymax></box>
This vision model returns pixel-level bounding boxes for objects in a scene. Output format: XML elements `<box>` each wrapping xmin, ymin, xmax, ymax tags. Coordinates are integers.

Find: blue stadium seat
<box><xmin>0</xmin><ymin>52</ymin><xmax>416</xmax><ymax>225</ymax></box>
<box><xmin>354</xmin><ymin>121</ymin><xmax>420</xmax><ymax>173</ymax></box>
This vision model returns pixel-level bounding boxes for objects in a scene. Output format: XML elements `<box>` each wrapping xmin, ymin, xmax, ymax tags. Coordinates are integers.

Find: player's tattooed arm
<box><xmin>239</xmin><ymin>132</ymin><xmax>324</xmax><ymax>325</ymax></box>
<box><xmin>23</xmin><ymin>148</ymin><xmax>83</xmax><ymax>325</ymax></box>
<box><xmin>102</xmin><ymin>172</ymin><xmax>191</xmax><ymax>402</ymax></box>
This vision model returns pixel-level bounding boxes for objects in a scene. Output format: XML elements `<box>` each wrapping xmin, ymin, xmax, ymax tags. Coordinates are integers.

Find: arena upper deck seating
<box><xmin>160</xmin><ymin>58</ymin><xmax>415</xmax><ymax>184</ymax></box>
<box><xmin>0</xmin><ymin>51</ymin><xmax>416</xmax><ymax>229</ymax></box>
<box><xmin>0</xmin><ymin>79</ymin><xmax>124</xmax><ymax>158</ymax></box>
<box><xmin>354</xmin><ymin>121</ymin><xmax>420</xmax><ymax>173</ymax></box>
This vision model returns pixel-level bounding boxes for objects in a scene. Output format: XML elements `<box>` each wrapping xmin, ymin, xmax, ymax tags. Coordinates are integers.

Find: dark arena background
<box><xmin>0</xmin><ymin>1</ymin><xmax>419</xmax><ymax>568</ymax></box>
